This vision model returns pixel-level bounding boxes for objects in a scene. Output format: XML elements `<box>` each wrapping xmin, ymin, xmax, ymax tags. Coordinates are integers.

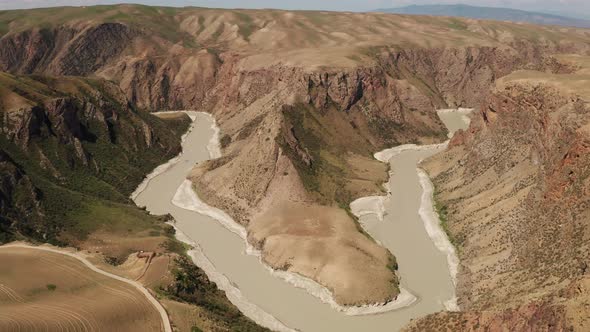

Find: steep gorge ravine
<box><xmin>134</xmin><ymin>109</ymin><xmax>469</xmax><ymax>332</ymax></box>
<box><xmin>180</xmin><ymin>45</ymin><xmax>582</xmax><ymax>308</ymax></box>
<box><xmin>0</xmin><ymin>73</ymin><xmax>274</xmax><ymax>331</ymax></box>
<box><xmin>3</xmin><ymin>6</ymin><xmax>590</xmax><ymax>331</ymax></box>
<box><xmin>406</xmin><ymin>75</ymin><xmax>590</xmax><ymax>331</ymax></box>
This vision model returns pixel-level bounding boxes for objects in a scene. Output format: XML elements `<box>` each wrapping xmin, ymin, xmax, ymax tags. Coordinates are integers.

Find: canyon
<box><xmin>1</xmin><ymin>4</ymin><xmax>590</xmax><ymax>331</ymax></box>
<box><xmin>407</xmin><ymin>54</ymin><xmax>590</xmax><ymax>331</ymax></box>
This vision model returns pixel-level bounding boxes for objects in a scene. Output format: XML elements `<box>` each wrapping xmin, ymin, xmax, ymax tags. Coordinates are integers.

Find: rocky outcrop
<box><xmin>0</xmin><ymin>23</ymin><xmax>134</xmax><ymax>75</ymax></box>
<box><xmin>2</xmin><ymin>5</ymin><xmax>590</xmax><ymax>308</ymax></box>
<box><xmin>0</xmin><ymin>73</ymin><xmax>189</xmax><ymax>243</ymax></box>
<box><xmin>0</xmin><ymin>150</ymin><xmax>44</xmax><ymax>243</ymax></box>
<box><xmin>410</xmin><ymin>79</ymin><xmax>590</xmax><ymax>329</ymax></box>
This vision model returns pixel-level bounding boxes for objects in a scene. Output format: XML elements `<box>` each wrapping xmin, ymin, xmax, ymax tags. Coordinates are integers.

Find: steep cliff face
<box><xmin>0</xmin><ymin>23</ymin><xmax>135</xmax><ymax>75</ymax></box>
<box><xmin>0</xmin><ymin>7</ymin><xmax>588</xmax><ymax>115</ymax></box>
<box><xmin>2</xmin><ymin>5</ymin><xmax>590</xmax><ymax>307</ymax></box>
<box><xmin>185</xmin><ymin>47</ymin><xmax>582</xmax><ymax>306</ymax></box>
<box><xmin>0</xmin><ymin>73</ymin><xmax>188</xmax><ymax>243</ymax></box>
<box><xmin>0</xmin><ymin>72</ymin><xmax>269</xmax><ymax>332</ymax></box>
<box><xmin>409</xmin><ymin>63</ymin><xmax>590</xmax><ymax>329</ymax></box>
<box><xmin>0</xmin><ymin>149</ymin><xmax>43</xmax><ymax>243</ymax></box>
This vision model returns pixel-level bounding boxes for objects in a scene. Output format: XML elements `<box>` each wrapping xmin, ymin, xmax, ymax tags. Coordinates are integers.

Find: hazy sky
<box><xmin>2</xmin><ymin>0</ymin><xmax>589</xmax><ymax>18</ymax></box>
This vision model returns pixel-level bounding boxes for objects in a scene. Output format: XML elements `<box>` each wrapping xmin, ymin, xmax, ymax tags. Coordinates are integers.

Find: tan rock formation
<box><xmin>2</xmin><ymin>5</ymin><xmax>590</xmax><ymax>307</ymax></box>
<box><xmin>407</xmin><ymin>55</ymin><xmax>590</xmax><ymax>330</ymax></box>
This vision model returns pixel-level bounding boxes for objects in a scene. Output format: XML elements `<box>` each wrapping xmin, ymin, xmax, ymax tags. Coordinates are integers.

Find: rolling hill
<box><xmin>375</xmin><ymin>4</ymin><xmax>590</xmax><ymax>29</ymax></box>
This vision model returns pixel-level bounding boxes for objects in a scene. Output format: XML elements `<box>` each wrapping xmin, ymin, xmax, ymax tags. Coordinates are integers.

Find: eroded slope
<box><xmin>408</xmin><ymin>55</ymin><xmax>590</xmax><ymax>331</ymax></box>
<box><xmin>2</xmin><ymin>5</ymin><xmax>590</xmax><ymax>307</ymax></box>
<box><xmin>0</xmin><ymin>72</ymin><xmax>269</xmax><ymax>332</ymax></box>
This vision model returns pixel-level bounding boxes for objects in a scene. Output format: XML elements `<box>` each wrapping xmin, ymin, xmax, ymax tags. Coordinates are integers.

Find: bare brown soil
<box><xmin>248</xmin><ymin>201</ymin><xmax>398</xmax><ymax>305</ymax></box>
<box><xmin>0</xmin><ymin>247</ymin><xmax>163</xmax><ymax>332</ymax></box>
<box><xmin>406</xmin><ymin>55</ymin><xmax>590</xmax><ymax>331</ymax></box>
<box><xmin>2</xmin><ymin>3</ymin><xmax>590</xmax><ymax>322</ymax></box>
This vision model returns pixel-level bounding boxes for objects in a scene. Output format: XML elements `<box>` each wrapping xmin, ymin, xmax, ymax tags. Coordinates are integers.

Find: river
<box><xmin>133</xmin><ymin>109</ymin><xmax>471</xmax><ymax>332</ymax></box>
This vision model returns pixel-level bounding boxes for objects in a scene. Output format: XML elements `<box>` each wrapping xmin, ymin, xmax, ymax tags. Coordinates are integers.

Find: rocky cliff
<box><xmin>2</xmin><ymin>4</ymin><xmax>590</xmax><ymax>308</ymax></box>
<box><xmin>0</xmin><ymin>71</ymin><xmax>270</xmax><ymax>331</ymax></box>
<box><xmin>408</xmin><ymin>57</ymin><xmax>590</xmax><ymax>330</ymax></box>
<box><xmin>186</xmin><ymin>45</ymin><xmax>584</xmax><ymax>306</ymax></box>
<box><xmin>0</xmin><ymin>72</ymin><xmax>187</xmax><ymax>243</ymax></box>
<box><xmin>0</xmin><ymin>149</ymin><xmax>43</xmax><ymax>243</ymax></box>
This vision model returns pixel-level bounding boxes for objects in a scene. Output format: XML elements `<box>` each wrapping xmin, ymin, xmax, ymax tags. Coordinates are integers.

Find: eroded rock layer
<box><xmin>2</xmin><ymin>5</ymin><xmax>590</xmax><ymax>307</ymax></box>
<box><xmin>409</xmin><ymin>58</ymin><xmax>590</xmax><ymax>330</ymax></box>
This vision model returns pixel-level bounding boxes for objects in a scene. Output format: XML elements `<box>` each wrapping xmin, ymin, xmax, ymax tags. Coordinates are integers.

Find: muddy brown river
<box><xmin>133</xmin><ymin>109</ymin><xmax>471</xmax><ymax>332</ymax></box>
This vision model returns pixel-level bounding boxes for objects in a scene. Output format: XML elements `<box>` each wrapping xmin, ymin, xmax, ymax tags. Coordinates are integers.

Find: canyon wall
<box><xmin>2</xmin><ymin>6</ymin><xmax>590</xmax><ymax>308</ymax></box>
<box><xmin>409</xmin><ymin>73</ymin><xmax>590</xmax><ymax>330</ymax></box>
<box><xmin>0</xmin><ymin>73</ymin><xmax>187</xmax><ymax>243</ymax></box>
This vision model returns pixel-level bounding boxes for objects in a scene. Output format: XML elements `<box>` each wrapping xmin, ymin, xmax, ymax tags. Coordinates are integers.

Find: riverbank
<box><xmin>168</xmin><ymin>113</ymin><xmax>417</xmax><ymax>316</ymax></box>
<box><xmin>173</xmin><ymin>178</ymin><xmax>418</xmax><ymax>315</ymax></box>
<box><xmin>133</xmin><ymin>109</ymin><xmax>472</xmax><ymax>332</ymax></box>
<box><xmin>132</xmin><ymin>111</ymin><xmax>294</xmax><ymax>332</ymax></box>
<box><xmin>349</xmin><ymin>109</ymin><xmax>472</xmax><ymax>315</ymax></box>
<box><xmin>417</xmin><ymin>168</ymin><xmax>459</xmax><ymax>311</ymax></box>
<box><xmin>171</xmin><ymin>225</ymin><xmax>295</xmax><ymax>332</ymax></box>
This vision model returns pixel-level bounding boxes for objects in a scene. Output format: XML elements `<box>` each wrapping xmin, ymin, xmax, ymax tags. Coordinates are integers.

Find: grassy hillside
<box><xmin>0</xmin><ymin>72</ymin><xmax>269</xmax><ymax>332</ymax></box>
<box><xmin>0</xmin><ymin>72</ymin><xmax>188</xmax><ymax>244</ymax></box>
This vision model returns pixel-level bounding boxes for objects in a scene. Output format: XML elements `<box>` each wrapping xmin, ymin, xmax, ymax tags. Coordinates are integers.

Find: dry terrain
<box><xmin>407</xmin><ymin>55</ymin><xmax>590</xmax><ymax>330</ymax></box>
<box><xmin>1</xmin><ymin>4</ymin><xmax>590</xmax><ymax>328</ymax></box>
<box><xmin>0</xmin><ymin>59</ymin><xmax>267</xmax><ymax>331</ymax></box>
<box><xmin>0</xmin><ymin>246</ymin><xmax>163</xmax><ymax>331</ymax></box>
<box><xmin>2</xmin><ymin>3</ymin><xmax>590</xmax><ymax>307</ymax></box>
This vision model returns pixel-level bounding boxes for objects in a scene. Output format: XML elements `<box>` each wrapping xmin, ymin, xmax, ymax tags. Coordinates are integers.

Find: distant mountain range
<box><xmin>374</xmin><ymin>4</ymin><xmax>590</xmax><ymax>29</ymax></box>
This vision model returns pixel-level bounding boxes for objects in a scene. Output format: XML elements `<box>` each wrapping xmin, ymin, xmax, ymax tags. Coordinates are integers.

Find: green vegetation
<box><xmin>236</xmin><ymin>114</ymin><xmax>265</xmax><ymax>141</ymax></box>
<box><xmin>276</xmin><ymin>101</ymin><xmax>402</xmax><ymax>213</ymax></box>
<box><xmin>0</xmin><ymin>20</ymin><xmax>9</xmax><ymax>38</ymax></box>
<box><xmin>164</xmin><ymin>256</ymin><xmax>269</xmax><ymax>332</ymax></box>
<box><xmin>0</xmin><ymin>5</ymin><xmax>196</xmax><ymax>47</ymax></box>
<box><xmin>447</xmin><ymin>18</ymin><xmax>468</xmax><ymax>31</ymax></box>
<box><xmin>0</xmin><ymin>74</ymin><xmax>191</xmax><ymax>245</ymax></box>
<box><xmin>219</xmin><ymin>134</ymin><xmax>232</xmax><ymax>148</ymax></box>
<box><xmin>368</xmin><ymin>118</ymin><xmax>404</xmax><ymax>147</ymax></box>
<box><xmin>387</xmin><ymin>256</ymin><xmax>399</xmax><ymax>272</ymax></box>
<box><xmin>162</xmin><ymin>238</ymin><xmax>189</xmax><ymax>256</ymax></box>
<box><xmin>301</xmin><ymin>11</ymin><xmax>329</xmax><ymax>26</ymax></box>
<box><xmin>206</xmin><ymin>155</ymin><xmax>234</xmax><ymax>171</ymax></box>
<box><xmin>276</xmin><ymin>103</ymin><xmax>396</xmax><ymax>244</ymax></box>
<box><xmin>386</xmin><ymin>255</ymin><xmax>401</xmax><ymax>293</ymax></box>
<box><xmin>278</xmin><ymin>103</ymin><xmax>351</xmax><ymax>205</ymax></box>
<box><xmin>433</xmin><ymin>189</ymin><xmax>461</xmax><ymax>250</ymax></box>
<box><xmin>0</xmin><ymin>72</ymin><xmax>273</xmax><ymax>331</ymax></box>
<box><xmin>345</xmin><ymin>54</ymin><xmax>362</xmax><ymax>62</ymax></box>
<box><xmin>435</xmin><ymin>200</ymin><xmax>450</xmax><ymax>233</ymax></box>
<box><xmin>233</xmin><ymin>11</ymin><xmax>257</xmax><ymax>41</ymax></box>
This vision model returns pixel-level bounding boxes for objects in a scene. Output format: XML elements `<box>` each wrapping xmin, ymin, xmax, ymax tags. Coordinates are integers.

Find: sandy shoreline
<box><xmin>170</xmin><ymin>225</ymin><xmax>296</xmax><ymax>332</ymax></box>
<box><xmin>132</xmin><ymin>111</ymin><xmax>297</xmax><ymax>331</ymax></box>
<box><xmin>170</xmin><ymin>122</ymin><xmax>418</xmax><ymax>315</ymax></box>
<box><xmin>350</xmin><ymin>142</ymin><xmax>448</xmax><ymax>223</ymax></box>
<box><xmin>133</xmin><ymin>110</ymin><xmax>417</xmax><ymax>332</ymax></box>
<box><xmin>417</xmin><ymin>169</ymin><xmax>459</xmax><ymax>311</ymax></box>
<box><xmin>131</xmin><ymin>111</ymin><xmax>199</xmax><ymax>201</ymax></box>
<box><xmin>172</xmin><ymin>179</ymin><xmax>418</xmax><ymax>315</ymax></box>
<box><xmin>349</xmin><ymin>109</ymin><xmax>471</xmax><ymax>315</ymax></box>
<box><xmin>437</xmin><ymin>108</ymin><xmax>473</xmax><ymax>138</ymax></box>
<box><xmin>132</xmin><ymin>109</ymin><xmax>468</xmax><ymax>330</ymax></box>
